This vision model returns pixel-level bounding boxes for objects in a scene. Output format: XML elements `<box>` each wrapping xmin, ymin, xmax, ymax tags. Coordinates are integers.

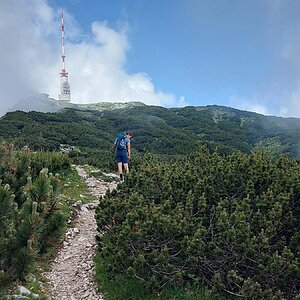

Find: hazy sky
<box><xmin>1</xmin><ymin>0</ymin><xmax>300</xmax><ymax>117</ymax></box>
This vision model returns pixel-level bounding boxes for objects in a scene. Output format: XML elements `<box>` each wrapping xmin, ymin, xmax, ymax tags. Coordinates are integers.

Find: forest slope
<box><xmin>0</xmin><ymin>104</ymin><xmax>299</xmax><ymax>166</ymax></box>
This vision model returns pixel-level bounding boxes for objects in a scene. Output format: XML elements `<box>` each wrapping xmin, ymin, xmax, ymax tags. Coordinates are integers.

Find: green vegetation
<box><xmin>0</xmin><ymin>104</ymin><xmax>299</xmax><ymax>172</ymax></box>
<box><xmin>0</xmin><ymin>148</ymin><xmax>71</xmax><ymax>294</ymax></box>
<box><xmin>59</xmin><ymin>166</ymin><xmax>97</xmax><ymax>204</ymax></box>
<box><xmin>1</xmin><ymin>103</ymin><xmax>300</xmax><ymax>298</ymax></box>
<box><xmin>76</xmin><ymin>101</ymin><xmax>146</xmax><ymax>111</ymax></box>
<box><xmin>96</xmin><ymin>148</ymin><xmax>300</xmax><ymax>299</ymax></box>
<box><xmin>82</xmin><ymin>165</ymin><xmax>117</xmax><ymax>182</ymax></box>
<box><xmin>95</xmin><ymin>254</ymin><xmax>218</xmax><ymax>300</ymax></box>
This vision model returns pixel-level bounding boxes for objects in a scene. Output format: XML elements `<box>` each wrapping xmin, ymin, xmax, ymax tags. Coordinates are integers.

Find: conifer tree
<box><xmin>0</xmin><ymin>149</ymin><xmax>69</xmax><ymax>287</ymax></box>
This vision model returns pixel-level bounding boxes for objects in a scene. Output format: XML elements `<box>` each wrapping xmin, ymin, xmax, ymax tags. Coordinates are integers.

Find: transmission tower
<box><xmin>58</xmin><ymin>11</ymin><xmax>71</xmax><ymax>101</ymax></box>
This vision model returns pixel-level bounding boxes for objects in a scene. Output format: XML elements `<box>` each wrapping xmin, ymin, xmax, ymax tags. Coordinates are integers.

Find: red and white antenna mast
<box><xmin>59</xmin><ymin>11</ymin><xmax>71</xmax><ymax>101</ymax></box>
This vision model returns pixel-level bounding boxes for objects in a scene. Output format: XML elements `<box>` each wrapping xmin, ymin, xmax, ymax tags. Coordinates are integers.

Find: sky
<box><xmin>1</xmin><ymin>0</ymin><xmax>300</xmax><ymax>117</ymax></box>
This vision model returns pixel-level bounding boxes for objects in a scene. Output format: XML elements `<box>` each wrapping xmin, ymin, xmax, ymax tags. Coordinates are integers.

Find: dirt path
<box><xmin>45</xmin><ymin>166</ymin><xmax>117</xmax><ymax>300</ymax></box>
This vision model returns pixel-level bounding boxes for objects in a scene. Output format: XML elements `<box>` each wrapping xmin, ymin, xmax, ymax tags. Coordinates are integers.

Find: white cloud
<box><xmin>0</xmin><ymin>0</ymin><xmax>184</xmax><ymax>115</ymax></box>
<box><xmin>225</xmin><ymin>1</ymin><xmax>300</xmax><ymax>118</ymax></box>
<box><xmin>0</xmin><ymin>0</ymin><xmax>59</xmax><ymax>114</ymax></box>
<box><xmin>63</xmin><ymin>22</ymin><xmax>178</xmax><ymax>106</ymax></box>
<box><xmin>229</xmin><ymin>96</ymin><xmax>270</xmax><ymax>116</ymax></box>
<box><xmin>178</xmin><ymin>96</ymin><xmax>188</xmax><ymax>107</ymax></box>
<box><xmin>263</xmin><ymin>0</ymin><xmax>300</xmax><ymax>118</ymax></box>
<box><xmin>278</xmin><ymin>40</ymin><xmax>300</xmax><ymax>117</ymax></box>
<box><xmin>278</xmin><ymin>83</ymin><xmax>300</xmax><ymax>117</ymax></box>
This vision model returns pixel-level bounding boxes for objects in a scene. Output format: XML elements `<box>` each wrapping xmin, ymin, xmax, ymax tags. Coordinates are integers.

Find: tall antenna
<box><xmin>59</xmin><ymin>11</ymin><xmax>71</xmax><ymax>101</ymax></box>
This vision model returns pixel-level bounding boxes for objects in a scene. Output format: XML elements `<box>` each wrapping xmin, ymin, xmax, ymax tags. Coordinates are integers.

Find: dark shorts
<box><xmin>116</xmin><ymin>150</ymin><xmax>128</xmax><ymax>163</ymax></box>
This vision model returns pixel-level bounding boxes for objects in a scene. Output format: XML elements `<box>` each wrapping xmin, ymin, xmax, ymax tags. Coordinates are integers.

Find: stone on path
<box><xmin>44</xmin><ymin>166</ymin><xmax>117</xmax><ymax>300</ymax></box>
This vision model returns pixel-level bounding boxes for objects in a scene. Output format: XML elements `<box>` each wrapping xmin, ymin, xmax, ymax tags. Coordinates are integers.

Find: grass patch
<box><xmin>83</xmin><ymin>164</ymin><xmax>118</xmax><ymax>182</ymax></box>
<box><xmin>59</xmin><ymin>165</ymin><xmax>98</xmax><ymax>204</ymax></box>
<box><xmin>16</xmin><ymin>273</ymin><xmax>48</xmax><ymax>300</ymax></box>
<box><xmin>90</xmin><ymin>171</ymin><xmax>117</xmax><ymax>182</ymax></box>
<box><xmin>94</xmin><ymin>254</ymin><xmax>220</xmax><ymax>300</ymax></box>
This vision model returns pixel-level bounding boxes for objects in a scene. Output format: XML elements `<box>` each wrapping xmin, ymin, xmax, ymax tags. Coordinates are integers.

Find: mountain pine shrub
<box><xmin>96</xmin><ymin>148</ymin><xmax>300</xmax><ymax>299</ymax></box>
<box><xmin>0</xmin><ymin>149</ymin><xmax>70</xmax><ymax>288</ymax></box>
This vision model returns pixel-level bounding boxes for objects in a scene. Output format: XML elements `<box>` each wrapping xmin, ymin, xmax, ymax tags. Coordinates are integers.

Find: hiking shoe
<box><xmin>119</xmin><ymin>174</ymin><xmax>124</xmax><ymax>182</ymax></box>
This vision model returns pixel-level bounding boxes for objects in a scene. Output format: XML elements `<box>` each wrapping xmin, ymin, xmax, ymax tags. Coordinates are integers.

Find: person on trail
<box><xmin>114</xmin><ymin>131</ymin><xmax>133</xmax><ymax>181</ymax></box>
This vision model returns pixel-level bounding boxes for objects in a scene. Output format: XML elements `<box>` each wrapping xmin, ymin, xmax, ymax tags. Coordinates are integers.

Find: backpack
<box><xmin>115</xmin><ymin>133</ymin><xmax>127</xmax><ymax>150</ymax></box>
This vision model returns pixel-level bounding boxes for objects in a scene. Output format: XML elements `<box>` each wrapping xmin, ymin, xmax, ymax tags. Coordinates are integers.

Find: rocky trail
<box><xmin>45</xmin><ymin>166</ymin><xmax>118</xmax><ymax>300</ymax></box>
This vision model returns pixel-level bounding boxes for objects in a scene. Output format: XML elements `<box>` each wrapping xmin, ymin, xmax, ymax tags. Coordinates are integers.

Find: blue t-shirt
<box><xmin>115</xmin><ymin>136</ymin><xmax>130</xmax><ymax>151</ymax></box>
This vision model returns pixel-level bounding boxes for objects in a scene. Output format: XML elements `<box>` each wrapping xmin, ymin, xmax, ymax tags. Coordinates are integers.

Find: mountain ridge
<box><xmin>9</xmin><ymin>93</ymin><xmax>147</xmax><ymax>114</ymax></box>
<box><xmin>1</xmin><ymin>100</ymin><xmax>300</xmax><ymax>165</ymax></box>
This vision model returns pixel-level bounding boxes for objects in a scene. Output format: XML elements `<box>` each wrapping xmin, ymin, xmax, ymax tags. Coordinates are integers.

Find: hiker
<box><xmin>115</xmin><ymin>131</ymin><xmax>133</xmax><ymax>181</ymax></box>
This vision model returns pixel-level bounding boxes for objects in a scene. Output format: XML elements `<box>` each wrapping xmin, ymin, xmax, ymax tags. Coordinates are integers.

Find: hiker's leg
<box><xmin>124</xmin><ymin>163</ymin><xmax>129</xmax><ymax>173</ymax></box>
<box><xmin>117</xmin><ymin>162</ymin><xmax>123</xmax><ymax>175</ymax></box>
<box><xmin>118</xmin><ymin>162</ymin><xmax>124</xmax><ymax>181</ymax></box>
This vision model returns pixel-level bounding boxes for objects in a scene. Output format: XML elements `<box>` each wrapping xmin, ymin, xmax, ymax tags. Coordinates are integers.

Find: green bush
<box><xmin>96</xmin><ymin>148</ymin><xmax>300</xmax><ymax>299</ymax></box>
<box><xmin>0</xmin><ymin>151</ymin><xmax>69</xmax><ymax>288</ymax></box>
<box><xmin>28</xmin><ymin>151</ymin><xmax>71</xmax><ymax>176</ymax></box>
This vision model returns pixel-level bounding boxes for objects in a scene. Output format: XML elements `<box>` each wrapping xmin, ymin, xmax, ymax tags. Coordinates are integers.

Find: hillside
<box><xmin>9</xmin><ymin>93</ymin><xmax>146</xmax><ymax>114</ymax></box>
<box><xmin>1</xmin><ymin>104</ymin><xmax>300</xmax><ymax>299</ymax></box>
<box><xmin>0</xmin><ymin>104</ymin><xmax>300</xmax><ymax>169</ymax></box>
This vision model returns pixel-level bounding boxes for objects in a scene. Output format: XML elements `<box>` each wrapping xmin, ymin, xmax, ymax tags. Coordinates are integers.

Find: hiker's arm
<box><xmin>113</xmin><ymin>138</ymin><xmax>118</xmax><ymax>151</ymax></box>
<box><xmin>127</xmin><ymin>142</ymin><xmax>131</xmax><ymax>159</ymax></box>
